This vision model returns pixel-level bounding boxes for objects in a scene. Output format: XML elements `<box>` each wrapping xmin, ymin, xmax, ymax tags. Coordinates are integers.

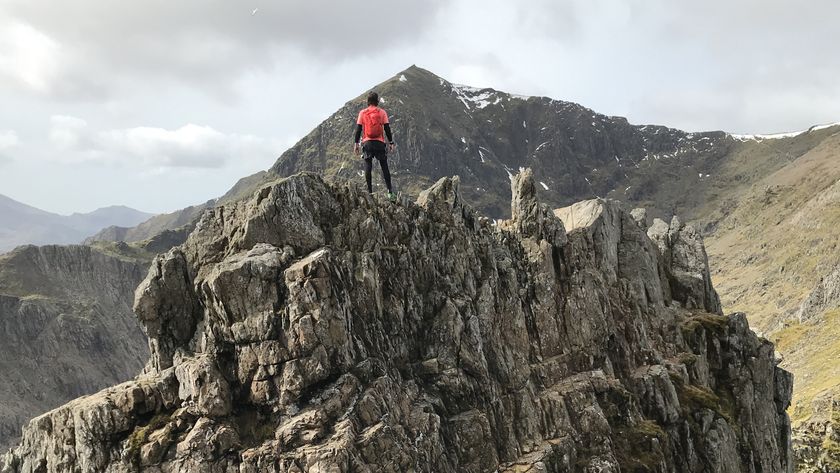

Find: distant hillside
<box><xmin>84</xmin><ymin>200</ymin><xmax>213</xmax><ymax>246</ymax></box>
<box><xmin>0</xmin><ymin>242</ymin><xmax>152</xmax><ymax>450</ymax></box>
<box><xmin>701</xmin><ymin>128</ymin><xmax>840</xmax><ymax>469</ymax></box>
<box><xmin>0</xmin><ymin>194</ymin><xmax>154</xmax><ymax>253</ymax></box>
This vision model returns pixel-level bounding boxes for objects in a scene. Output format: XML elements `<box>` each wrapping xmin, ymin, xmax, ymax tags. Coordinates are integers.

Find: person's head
<box><xmin>367</xmin><ymin>91</ymin><xmax>379</xmax><ymax>106</ymax></box>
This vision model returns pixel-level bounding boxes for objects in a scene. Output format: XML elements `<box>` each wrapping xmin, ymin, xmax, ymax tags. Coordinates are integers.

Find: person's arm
<box><xmin>353</xmin><ymin>111</ymin><xmax>363</xmax><ymax>154</ymax></box>
<box><xmin>354</xmin><ymin>124</ymin><xmax>363</xmax><ymax>144</ymax></box>
<box><xmin>384</xmin><ymin>123</ymin><xmax>393</xmax><ymax>143</ymax></box>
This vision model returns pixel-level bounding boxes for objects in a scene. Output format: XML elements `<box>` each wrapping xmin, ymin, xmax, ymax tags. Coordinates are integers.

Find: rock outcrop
<box><xmin>647</xmin><ymin>216</ymin><xmax>722</xmax><ymax>315</ymax></box>
<box><xmin>798</xmin><ymin>265</ymin><xmax>840</xmax><ymax>323</ymax></box>
<box><xmin>1</xmin><ymin>171</ymin><xmax>792</xmax><ymax>472</ymax></box>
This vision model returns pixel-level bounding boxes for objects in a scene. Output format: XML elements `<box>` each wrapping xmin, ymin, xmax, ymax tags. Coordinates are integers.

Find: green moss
<box><xmin>125</xmin><ymin>412</ymin><xmax>172</xmax><ymax>461</ymax></box>
<box><xmin>681</xmin><ymin>313</ymin><xmax>730</xmax><ymax>336</ymax></box>
<box><xmin>676</xmin><ymin>352</ymin><xmax>699</xmax><ymax>366</ymax></box>
<box><xmin>683</xmin><ymin>385</ymin><xmax>720</xmax><ymax>410</ymax></box>
<box><xmin>612</xmin><ymin>419</ymin><xmax>667</xmax><ymax>471</ymax></box>
<box><xmin>635</xmin><ymin>419</ymin><xmax>666</xmax><ymax>438</ymax></box>
<box><xmin>670</xmin><ymin>374</ymin><xmax>736</xmax><ymax>425</ymax></box>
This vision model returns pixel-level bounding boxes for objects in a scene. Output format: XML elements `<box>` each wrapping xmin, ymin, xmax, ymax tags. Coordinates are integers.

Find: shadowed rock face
<box><xmin>0</xmin><ymin>245</ymin><xmax>150</xmax><ymax>451</ymax></box>
<box><xmin>1</xmin><ymin>171</ymin><xmax>791</xmax><ymax>473</ymax></box>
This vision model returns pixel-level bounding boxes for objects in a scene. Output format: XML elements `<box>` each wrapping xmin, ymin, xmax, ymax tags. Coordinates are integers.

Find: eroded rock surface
<box><xmin>798</xmin><ymin>265</ymin><xmax>840</xmax><ymax>323</ymax></box>
<box><xmin>647</xmin><ymin>216</ymin><xmax>722</xmax><ymax>315</ymax></box>
<box><xmin>1</xmin><ymin>171</ymin><xmax>791</xmax><ymax>473</ymax></box>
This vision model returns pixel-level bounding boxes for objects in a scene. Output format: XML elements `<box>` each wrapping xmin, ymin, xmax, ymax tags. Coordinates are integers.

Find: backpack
<box><xmin>362</xmin><ymin>107</ymin><xmax>384</xmax><ymax>141</ymax></box>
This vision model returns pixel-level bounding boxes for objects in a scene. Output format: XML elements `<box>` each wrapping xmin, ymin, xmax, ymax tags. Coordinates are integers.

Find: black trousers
<box><xmin>362</xmin><ymin>141</ymin><xmax>392</xmax><ymax>193</ymax></box>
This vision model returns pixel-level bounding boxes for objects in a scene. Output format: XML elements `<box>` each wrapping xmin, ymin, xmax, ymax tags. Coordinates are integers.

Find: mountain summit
<box><xmin>263</xmin><ymin>65</ymin><xmax>730</xmax><ymax>218</ymax></box>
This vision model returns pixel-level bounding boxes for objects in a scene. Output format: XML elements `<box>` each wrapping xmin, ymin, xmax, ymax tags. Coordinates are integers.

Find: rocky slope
<box><xmin>0</xmin><ymin>194</ymin><xmax>153</xmax><ymax>253</ymax></box>
<box><xmin>701</xmin><ymin>129</ymin><xmax>840</xmax><ymax>471</ymax></box>
<box><xmin>0</xmin><ymin>243</ymin><xmax>153</xmax><ymax>451</ymax></box>
<box><xmin>0</xmin><ymin>171</ymin><xmax>792</xmax><ymax>472</ymax></box>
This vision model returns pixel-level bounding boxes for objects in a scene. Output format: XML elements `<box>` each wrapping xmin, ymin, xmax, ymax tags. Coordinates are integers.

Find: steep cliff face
<box><xmin>1</xmin><ymin>172</ymin><xmax>791</xmax><ymax>472</ymax></box>
<box><xmin>0</xmin><ymin>245</ymin><xmax>150</xmax><ymax>451</ymax></box>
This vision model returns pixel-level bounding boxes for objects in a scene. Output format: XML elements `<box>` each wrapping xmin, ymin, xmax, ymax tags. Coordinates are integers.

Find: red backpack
<box><xmin>362</xmin><ymin>107</ymin><xmax>384</xmax><ymax>141</ymax></box>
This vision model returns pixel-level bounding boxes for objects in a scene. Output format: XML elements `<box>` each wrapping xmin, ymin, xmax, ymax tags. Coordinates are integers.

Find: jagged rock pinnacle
<box><xmin>1</xmin><ymin>170</ymin><xmax>791</xmax><ymax>473</ymax></box>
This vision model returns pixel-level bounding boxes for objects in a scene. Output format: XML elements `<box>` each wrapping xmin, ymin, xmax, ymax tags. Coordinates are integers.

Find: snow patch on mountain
<box><xmin>452</xmin><ymin>84</ymin><xmax>504</xmax><ymax>110</ymax></box>
<box><xmin>731</xmin><ymin>122</ymin><xmax>840</xmax><ymax>142</ymax></box>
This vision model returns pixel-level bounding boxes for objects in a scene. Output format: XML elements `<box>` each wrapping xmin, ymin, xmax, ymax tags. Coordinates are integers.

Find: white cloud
<box><xmin>0</xmin><ymin>0</ymin><xmax>446</xmax><ymax>100</ymax></box>
<box><xmin>1</xmin><ymin>0</ymin><xmax>839</xmax><ymax>214</ymax></box>
<box><xmin>48</xmin><ymin>115</ymin><xmax>88</xmax><ymax>149</ymax></box>
<box><xmin>0</xmin><ymin>18</ymin><xmax>60</xmax><ymax>93</ymax></box>
<box><xmin>0</xmin><ymin>130</ymin><xmax>19</xmax><ymax>149</ymax></box>
<box><xmin>48</xmin><ymin>115</ymin><xmax>279</xmax><ymax>169</ymax></box>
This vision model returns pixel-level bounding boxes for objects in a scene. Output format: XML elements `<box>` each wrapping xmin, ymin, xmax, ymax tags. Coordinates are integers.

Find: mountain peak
<box><xmin>354</xmin><ymin>64</ymin><xmax>449</xmax><ymax>102</ymax></box>
<box><xmin>393</xmin><ymin>64</ymin><xmax>442</xmax><ymax>82</ymax></box>
<box><xmin>268</xmin><ymin>65</ymin><xmax>730</xmax><ymax>219</ymax></box>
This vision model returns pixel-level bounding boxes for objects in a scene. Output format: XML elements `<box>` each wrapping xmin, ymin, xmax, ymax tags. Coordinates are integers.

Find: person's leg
<box><xmin>377</xmin><ymin>155</ymin><xmax>393</xmax><ymax>193</ymax></box>
<box><xmin>364</xmin><ymin>157</ymin><xmax>373</xmax><ymax>193</ymax></box>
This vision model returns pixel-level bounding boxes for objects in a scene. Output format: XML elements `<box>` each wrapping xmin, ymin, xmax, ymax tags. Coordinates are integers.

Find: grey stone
<box><xmin>0</xmin><ymin>170</ymin><xmax>792</xmax><ymax>473</ymax></box>
<box><xmin>798</xmin><ymin>265</ymin><xmax>840</xmax><ymax>323</ymax></box>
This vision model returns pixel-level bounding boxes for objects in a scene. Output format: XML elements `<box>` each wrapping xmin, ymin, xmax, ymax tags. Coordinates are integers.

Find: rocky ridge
<box><xmin>1</xmin><ymin>170</ymin><xmax>791</xmax><ymax>472</ymax></box>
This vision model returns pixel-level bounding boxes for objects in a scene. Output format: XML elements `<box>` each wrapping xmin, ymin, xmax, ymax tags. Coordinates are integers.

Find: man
<box><xmin>354</xmin><ymin>91</ymin><xmax>396</xmax><ymax>198</ymax></box>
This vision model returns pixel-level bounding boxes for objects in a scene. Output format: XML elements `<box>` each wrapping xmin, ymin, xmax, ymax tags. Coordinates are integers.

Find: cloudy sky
<box><xmin>0</xmin><ymin>0</ymin><xmax>838</xmax><ymax>215</ymax></box>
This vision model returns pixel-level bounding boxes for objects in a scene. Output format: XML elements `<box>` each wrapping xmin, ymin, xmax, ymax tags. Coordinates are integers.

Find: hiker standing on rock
<box><xmin>353</xmin><ymin>91</ymin><xmax>396</xmax><ymax>198</ymax></box>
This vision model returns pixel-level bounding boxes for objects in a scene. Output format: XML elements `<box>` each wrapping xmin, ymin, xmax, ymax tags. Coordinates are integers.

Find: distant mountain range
<box><xmin>0</xmin><ymin>194</ymin><xmax>154</xmax><ymax>253</ymax></box>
